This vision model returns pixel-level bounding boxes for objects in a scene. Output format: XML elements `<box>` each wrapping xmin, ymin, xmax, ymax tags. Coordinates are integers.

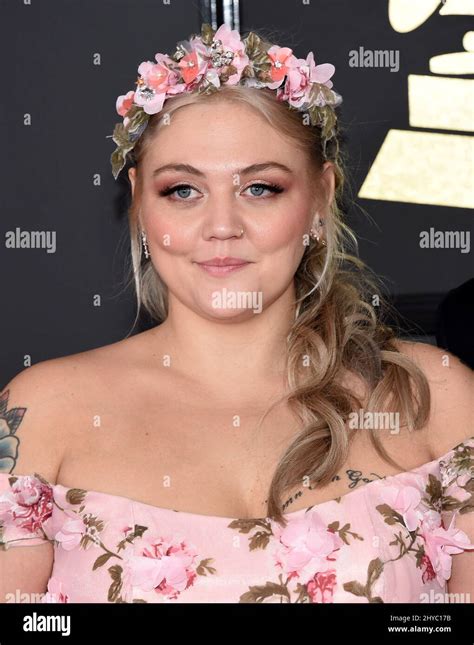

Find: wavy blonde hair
<box><xmin>124</xmin><ymin>52</ymin><xmax>430</xmax><ymax>526</ymax></box>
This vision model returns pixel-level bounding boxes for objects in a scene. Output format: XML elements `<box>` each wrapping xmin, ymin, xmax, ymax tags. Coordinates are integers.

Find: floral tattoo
<box><xmin>0</xmin><ymin>389</ymin><xmax>27</xmax><ymax>473</ymax></box>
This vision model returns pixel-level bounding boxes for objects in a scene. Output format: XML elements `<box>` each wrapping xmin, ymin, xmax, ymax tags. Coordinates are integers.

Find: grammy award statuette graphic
<box><xmin>359</xmin><ymin>0</ymin><xmax>474</xmax><ymax>209</ymax></box>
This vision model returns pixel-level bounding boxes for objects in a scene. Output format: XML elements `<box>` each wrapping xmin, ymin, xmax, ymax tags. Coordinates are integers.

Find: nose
<box><xmin>201</xmin><ymin>190</ymin><xmax>245</xmax><ymax>241</ymax></box>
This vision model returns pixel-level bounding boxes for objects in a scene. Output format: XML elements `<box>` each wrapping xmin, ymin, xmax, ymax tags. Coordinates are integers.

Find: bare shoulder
<box><xmin>393</xmin><ymin>339</ymin><xmax>473</xmax><ymax>459</ymax></box>
<box><xmin>0</xmin><ymin>357</ymin><xmax>80</xmax><ymax>481</ymax></box>
<box><xmin>0</xmin><ymin>333</ymin><xmax>149</xmax><ymax>481</ymax></box>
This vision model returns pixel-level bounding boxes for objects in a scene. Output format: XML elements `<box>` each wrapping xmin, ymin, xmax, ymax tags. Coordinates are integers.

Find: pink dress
<box><xmin>1</xmin><ymin>437</ymin><xmax>473</xmax><ymax>604</ymax></box>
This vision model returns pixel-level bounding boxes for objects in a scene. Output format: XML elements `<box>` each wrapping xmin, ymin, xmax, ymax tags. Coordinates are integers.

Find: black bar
<box><xmin>0</xmin><ymin>602</ymin><xmax>472</xmax><ymax>642</ymax></box>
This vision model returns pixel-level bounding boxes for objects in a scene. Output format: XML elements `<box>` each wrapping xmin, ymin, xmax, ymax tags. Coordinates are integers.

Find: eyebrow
<box><xmin>152</xmin><ymin>162</ymin><xmax>293</xmax><ymax>178</ymax></box>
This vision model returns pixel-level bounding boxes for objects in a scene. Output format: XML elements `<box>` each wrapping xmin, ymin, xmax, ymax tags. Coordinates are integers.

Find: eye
<box><xmin>159</xmin><ymin>183</ymin><xmax>200</xmax><ymax>200</ymax></box>
<box><xmin>243</xmin><ymin>182</ymin><xmax>284</xmax><ymax>198</ymax></box>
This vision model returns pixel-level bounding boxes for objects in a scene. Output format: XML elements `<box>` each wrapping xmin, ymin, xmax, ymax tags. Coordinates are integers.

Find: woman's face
<box><xmin>128</xmin><ymin>100</ymin><xmax>335</xmax><ymax>320</ymax></box>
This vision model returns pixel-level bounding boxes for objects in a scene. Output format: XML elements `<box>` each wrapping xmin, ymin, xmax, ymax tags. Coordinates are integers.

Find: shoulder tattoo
<box><xmin>0</xmin><ymin>389</ymin><xmax>27</xmax><ymax>473</ymax></box>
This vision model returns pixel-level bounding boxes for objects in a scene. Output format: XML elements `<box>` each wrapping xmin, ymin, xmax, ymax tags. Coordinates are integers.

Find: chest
<box><xmin>56</xmin><ymin>387</ymin><xmax>432</xmax><ymax>519</ymax></box>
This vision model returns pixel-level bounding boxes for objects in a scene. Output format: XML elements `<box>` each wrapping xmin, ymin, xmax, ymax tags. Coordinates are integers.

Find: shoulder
<box><xmin>3</xmin><ymin>329</ymin><xmax>152</xmax><ymax>393</ymax></box>
<box><xmin>0</xmin><ymin>335</ymin><xmax>144</xmax><ymax>481</ymax></box>
<box><xmin>393</xmin><ymin>339</ymin><xmax>473</xmax><ymax>459</ymax></box>
<box><xmin>0</xmin><ymin>358</ymin><xmax>74</xmax><ymax>481</ymax></box>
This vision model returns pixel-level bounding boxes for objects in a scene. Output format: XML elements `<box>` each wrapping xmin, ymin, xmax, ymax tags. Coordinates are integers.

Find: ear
<box><xmin>128</xmin><ymin>167</ymin><xmax>136</xmax><ymax>198</ymax></box>
<box><xmin>127</xmin><ymin>167</ymin><xmax>143</xmax><ymax>229</ymax></box>
<box><xmin>319</xmin><ymin>161</ymin><xmax>335</xmax><ymax>213</ymax></box>
<box><xmin>312</xmin><ymin>161</ymin><xmax>336</xmax><ymax>228</ymax></box>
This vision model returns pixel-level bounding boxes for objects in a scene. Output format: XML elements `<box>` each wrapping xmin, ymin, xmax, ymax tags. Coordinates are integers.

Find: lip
<box><xmin>197</xmin><ymin>257</ymin><xmax>250</xmax><ymax>266</ymax></box>
<box><xmin>195</xmin><ymin>256</ymin><xmax>251</xmax><ymax>276</ymax></box>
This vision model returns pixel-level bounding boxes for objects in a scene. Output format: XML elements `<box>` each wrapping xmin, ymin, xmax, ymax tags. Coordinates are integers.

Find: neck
<box><xmin>154</xmin><ymin>284</ymin><xmax>297</xmax><ymax>396</ymax></box>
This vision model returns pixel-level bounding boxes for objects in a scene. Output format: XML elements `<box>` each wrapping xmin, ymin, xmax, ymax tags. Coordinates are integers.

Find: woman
<box><xmin>0</xmin><ymin>23</ymin><xmax>472</xmax><ymax>604</ymax></box>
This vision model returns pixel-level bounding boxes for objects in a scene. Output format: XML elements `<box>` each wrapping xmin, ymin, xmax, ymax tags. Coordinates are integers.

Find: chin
<box><xmin>196</xmin><ymin>297</ymin><xmax>264</xmax><ymax>320</ymax></box>
<box><xmin>204</xmin><ymin>304</ymin><xmax>263</xmax><ymax>320</ymax></box>
<box><xmin>205</xmin><ymin>284</ymin><xmax>265</xmax><ymax>316</ymax></box>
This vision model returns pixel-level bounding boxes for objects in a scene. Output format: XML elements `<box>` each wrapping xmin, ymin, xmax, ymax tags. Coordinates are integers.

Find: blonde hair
<box><xmin>124</xmin><ymin>62</ymin><xmax>430</xmax><ymax>526</ymax></box>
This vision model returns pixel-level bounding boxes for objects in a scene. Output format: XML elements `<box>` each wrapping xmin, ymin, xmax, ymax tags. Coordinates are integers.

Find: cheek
<box><xmin>145</xmin><ymin>216</ymin><xmax>199</xmax><ymax>256</ymax></box>
<box><xmin>250</xmin><ymin>200</ymin><xmax>310</xmax><ymax>258</ymax></box>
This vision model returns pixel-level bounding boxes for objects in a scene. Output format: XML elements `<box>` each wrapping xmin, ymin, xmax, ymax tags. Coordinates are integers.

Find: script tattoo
<box><xmin>282</xmin><ymin>469</ymin><xmax>385</xmax><ymax>511</ymax></box>
<box><xmin>0</xmin><ymin>389</ymin><xmax>27</xmax><ymax>473</ymax></box>
<box><xmin>341</xmin><ymin>469</ymin><xmax>385</xmax><ymax>489</ymax></box>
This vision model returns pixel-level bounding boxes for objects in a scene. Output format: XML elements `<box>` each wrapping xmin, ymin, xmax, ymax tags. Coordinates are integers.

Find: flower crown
<box><xmin>109</xmin><ymin>23</ymin><xmax>342</xmax><ymax>180</ymax></box>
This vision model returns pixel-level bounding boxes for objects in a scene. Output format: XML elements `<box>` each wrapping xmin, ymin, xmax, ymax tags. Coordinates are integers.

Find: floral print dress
<box><xmin>0</xmin><ymin>437</ymin><xmax>473</xmax><ymax>603</ymax></box>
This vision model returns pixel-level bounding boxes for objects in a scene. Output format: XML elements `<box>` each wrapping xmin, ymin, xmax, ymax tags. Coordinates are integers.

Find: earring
<box><xmin>141</xmin><ymin>230</ymin><xmax>150</xmax><ymax>259</ymax></box>
<box><xmin>310</xmin><ymin>216</ymin><xmax>327</xmax><ymax>247</ymax></box>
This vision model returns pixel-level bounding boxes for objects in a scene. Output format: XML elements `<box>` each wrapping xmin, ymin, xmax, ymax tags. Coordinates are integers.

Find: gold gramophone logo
<box><xmin>359</xmin><ymin>0</ymin><xmax>474</xmax><ymax>209</ymax></box>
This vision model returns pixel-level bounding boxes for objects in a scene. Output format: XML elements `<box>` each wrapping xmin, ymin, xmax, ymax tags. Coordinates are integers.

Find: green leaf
<box><xmin>249</xmin><ymin>531</ymin><xmax>271</xmax><ymax>551</ymax></box>
<box><xmin>227</xmin><ymin>518</ymin><xmax>260</xmax><ymax>534</ymax></box>
<box><xmin>239</xmin><ymin>581</ymin><xmax>290</xmax><ymax>603</ymax></box>
<box><xmin>126</xmin><ymin>106</ymin><xmax>150</xmax><ymax>135</ymax></box>
<box><xmin>111</xmin><ymin>122</ymin><xmax>129</xmax><ymax>148</ymax></box>
<box><xmin>376</xmin><ymin>503</ymin><xmax>404</xmax><ymax>526</ymax></box>
<box><xmin>196</xmin><ymin>557</ymin><xmax>217</xmax><ymax>576</ymax></box>
<box><xmin>65</xmin><ymin>488</ymin><xmax>87</xmax><ymax>505</ymax></box>
<box><xmin>343</xmin><ymin>581</ymin><xmax>366</xmax><ymax>597</ymax></box>
<box><xmin>367</xmin><ymin>558</ymin><xmax>384</xmax><ymax>588</ymax></box>
<box><xmin>425</xmin><ymin>474</ymin><xmax>442</xmax><ymax>504</ymax></box>
<box><xmin>107</xmin><ymin>565</ymin><xmax>123</xmax><ymax>603</ymax></box>
<box><xmin>201</xmin><ymin>23</ymin><xmax>215</xmax><ymax>46</ymax></box>
<box><xmin>93</xmin><ymin>552</ymin><xmax>113</xmax><ymax>570</ymax></box>
<box><xmin>243</xmin><ymin>31</ymin><xmax>271</xmax><ymax>79</ymax></box>
<box><xmin>243</xmin><ymin>32</ymin><xmax>263</xmax><ymax>59</ymax></box>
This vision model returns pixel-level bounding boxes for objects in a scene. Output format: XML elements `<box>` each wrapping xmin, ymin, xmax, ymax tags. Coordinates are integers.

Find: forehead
<box><xmin>143</xmin><ymin>101</ymin><xmax>309</xmax><ymax>173</ymax></box>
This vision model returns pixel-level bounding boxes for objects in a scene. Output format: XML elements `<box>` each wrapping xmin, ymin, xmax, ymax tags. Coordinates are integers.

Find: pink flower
<box><xmin>307</xmin><ymin>569</ymin><xmax>337</xmax><ymax>603</ymax></box>
<box><xmin>212</xmin><ymin>24</ymin><xmax>249</xmax><ymax>84</ymax></box>
<box><xmin>267</xmin><ymin>46</ymin><xmax>295</xmax><ymax>85</ymax></box>
<box><xmin>419</xmin><ymin>515</ymin><xmax>474</xmax><ymax>586</ymax></box>
<box><xmin>307</xmin><ymin>52</ymin><xmax>335</xmax><ymax>87</ymax></box>
<box><xmin>0</xmin><ymin>475</ymin><xmax>53</xmax><ymax>535</ymax></box>
<box><xmin>279</xmin><ymin>52</ymin><xmax>335</xmax><ymax>109</ymax></box>
<box><xmin>380</xmin><ymin>484</ymin><xmax>423</xmax><ymax>531</ymax></box>
<box><xmin>116</xmin><ymin>90</ymin><xmax>135</xmax><ymax>117</ymax></box>
<box><xmin>55</xmin><ymin>515</ymin><xmax>87</xmax><ymax>551</ymax></box>
<box><xmin>11</xmin><ymin>476</ymin><xmax>45</xmax><ymax>506</ymax></box>
<box><xmin>178</xmin><ymin>51</ymin><xmax>202</xmax><ymax>84</ymax></box>
<box><xmin>41</xmin><ymin>577</ymin><xmax>69</xmax><ymax>603</ymax></box>
<box><xmin>214</xmin><ymin>23</ymin><xmax>244</xmax><ymax>53</ymax></box>
<box><xmin>271</xmin><ymin>511</ymin><xmax>344</xmax><ymax>584</ymax></box>
<box><xmin>123</xmin><ymin>535</ymin><xmax>199</xmax><ymax>600</ymax></box>
<box><xmin>134</xmin><ymin>55</ymin><xmax>185</xmax><ymax>115</ymax></box>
